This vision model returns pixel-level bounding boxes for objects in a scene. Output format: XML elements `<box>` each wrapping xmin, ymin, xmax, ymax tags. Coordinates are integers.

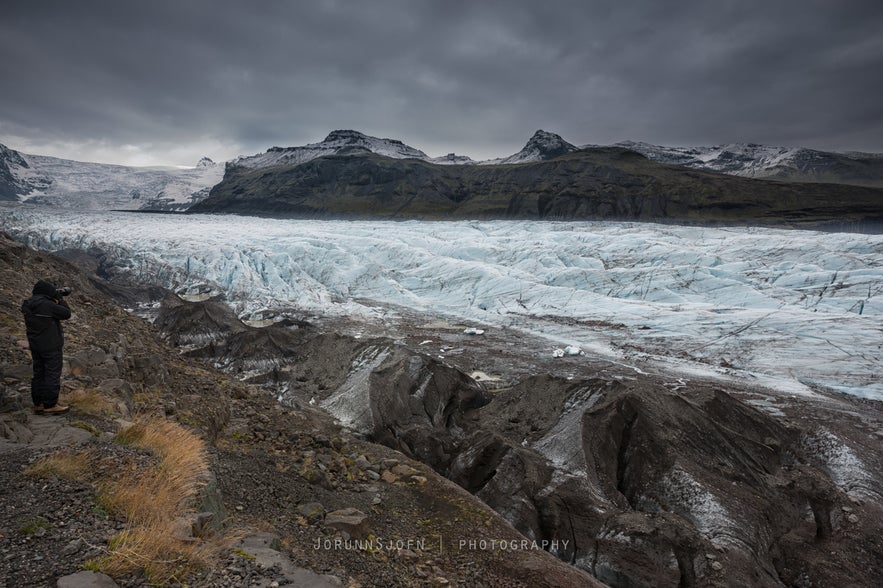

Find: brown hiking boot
<box><xmin>42</xmin><ymin>405</ymin><xmax>69</xmax><ymax>415</ymax></box>
<box><xmin>32</xmin><ymin>404</ymin><xmax>45</xmax><ymax>414</ymax></box>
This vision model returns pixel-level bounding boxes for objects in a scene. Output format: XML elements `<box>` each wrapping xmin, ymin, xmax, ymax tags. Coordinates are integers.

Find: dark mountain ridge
<box><xmin>192</xmin><ymin>146</ymin><xmax>883</xmax><ymax>229</ymax></box>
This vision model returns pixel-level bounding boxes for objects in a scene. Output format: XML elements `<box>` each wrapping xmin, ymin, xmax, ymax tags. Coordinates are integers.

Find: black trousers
<box><xmin>30</xmin><ymin>348</ymin><xmax>63</xmax><ymax>409</ymax></box>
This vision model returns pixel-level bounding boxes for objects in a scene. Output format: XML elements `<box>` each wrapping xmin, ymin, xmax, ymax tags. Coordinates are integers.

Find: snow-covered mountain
<box><xmin>0</xmin><ymin>143</ymin><xmax>223</xmax><ymax>211</ymax></box>
<box><xmin>230</xmin><ymin>130</ymin><xmax>578</xmax><ymax>169</ymax></box>
<box><xmin>232</xmin><ymin>129</ymin><xmax>577</xmax><ymax>171</ymax></box>
<box><xmin>231</xmin><ymin>129</ymin><xmax>883</xmax><ymax>186</ymax></box>
<box><xmin>231</xmin><ymin>129</ymin><xmax>431</xmax><ymax>169</ymax></box>
<box><xmin>4</xmin><ymin>130</ymin><xmax>883</xmax><ymax>213</ymax></box>
<box><xmin>614</xmin><ymin>141</ymin><xmax>883</xmax><ymax>186</ymax></box>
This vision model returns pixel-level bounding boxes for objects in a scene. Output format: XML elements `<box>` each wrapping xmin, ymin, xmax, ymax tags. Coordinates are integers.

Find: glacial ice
<box><xmin>1</xmin><ymin>206</ymin><xmax>881</xmax><ymax>400</ymax></box>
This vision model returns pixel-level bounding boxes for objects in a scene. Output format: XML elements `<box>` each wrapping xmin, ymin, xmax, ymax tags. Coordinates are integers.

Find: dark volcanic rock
<box><xmin>154</xmin><ymin>295</ymin><xmax>313</xmax><ymax>375</ymax></box>
<box><xmin>146</xmin><ymin>294</ymin><xmax>883</xmax><ymax>587</ymax></box>
<box><xmin>288</xmin><ymin>334</ymin><xmax>490</xmax><ymax>467</ymax></box>
<box><xmin>155</xmin><ymin>294</ymin><xmax>249</xmax><ymax>346</ymax></box>
<box><xmin>278</xmin><ymin>334</ymin><xmax>883</xmax><ymax>587</ymax></box>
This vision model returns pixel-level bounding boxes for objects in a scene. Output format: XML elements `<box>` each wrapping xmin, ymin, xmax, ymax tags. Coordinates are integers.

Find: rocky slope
<box><xmin>192</xmin><ymin>146</ymin><xmax>883</xmax><ymax>228</ymax></box>
<box><xmin>80</xmin><ymin>245</ymin><xmax>883</xmax><ymax>587</ymax></box>
<box><xmin>261</xmin><ymin>323</ymin><xmax>883</xmax><ymax>587</ymax></box>
<box><xmin>0</xmin><ymin>232</ymin><xmax>598</xmax><ymax>587</ymax></box>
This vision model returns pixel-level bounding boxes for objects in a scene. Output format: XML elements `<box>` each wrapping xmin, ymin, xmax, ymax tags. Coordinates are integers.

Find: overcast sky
<box><xmin>2</xmin><ymin>0</ymin><xmax>882</xmax><ymax>167</ymax></box>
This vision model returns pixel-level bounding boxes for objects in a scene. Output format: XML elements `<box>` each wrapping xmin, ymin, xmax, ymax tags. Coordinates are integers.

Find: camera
<box><xmin>57</xmin><ymin>287</ymin><xmax>73</xmax><ymax>297</ymax></box>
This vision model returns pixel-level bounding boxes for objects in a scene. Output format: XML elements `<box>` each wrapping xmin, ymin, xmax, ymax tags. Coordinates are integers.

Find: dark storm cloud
<box><xmin>2</xmin><ymin>0</ymin><xmax>882</xmax><ymax>165</ymax></box>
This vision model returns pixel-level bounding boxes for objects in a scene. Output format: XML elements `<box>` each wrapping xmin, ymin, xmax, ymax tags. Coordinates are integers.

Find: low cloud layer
<box><xmin>3</xmin><ymin>0</ymin><xmax>882</xmax><ymax>166</ymax></box>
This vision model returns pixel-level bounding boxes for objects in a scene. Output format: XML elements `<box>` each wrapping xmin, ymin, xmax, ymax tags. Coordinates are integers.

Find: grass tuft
<box><xmin>91</xmin><ymin>415</ymin><xmax>231</xmax><ymax>583</ymax></box>
<box><xmin>96</xmin><ymin>522</ymin><xmax>229</xmax><ymax>584</ymax></box>
<box><xmin>19</xmin><ymin>517</ymin><xmax>51</xmax><ymax>535</ymax></box>
<box><xmin>67</xmin><ymin>388</ymin><xmax>117</xmax><ymax>417</ymax></box>
<box><xmin>24</xmin><ymin>450</ymin><xmax>92</xmax><ymax>481</ymax></box>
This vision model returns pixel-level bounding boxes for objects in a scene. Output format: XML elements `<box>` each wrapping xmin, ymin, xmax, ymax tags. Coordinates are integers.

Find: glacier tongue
<box><xmin>2</xmin><ymin>206</ymin><xmax>881</xmax><ymax>400</ymax></box>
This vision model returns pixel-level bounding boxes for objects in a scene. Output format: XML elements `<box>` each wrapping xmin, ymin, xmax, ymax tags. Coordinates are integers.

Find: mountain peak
<box><xmin>196</xmin><ymin>157</ymin><xmax>216</xmax><ymax>168</ymax></box>
<box><xmin>323</xmin><ymin>129</ymin><xmax>370</xmax><ymax>144</ymax></box>
<box><xmin>524</xmin><ymin>130</ymin><xmax>576</xmax><ymax>153</ymax></box>
<box><xmin>497</xmin><ymin>130</ymin><xmax>577</xmax><ymax>164</ymax></box>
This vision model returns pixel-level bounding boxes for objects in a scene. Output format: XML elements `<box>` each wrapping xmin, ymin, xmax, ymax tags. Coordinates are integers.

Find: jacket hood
<box><xmin>33</xmin><ymin>280</ymin><xmax>57</xmax><ymax>297</ymax></box>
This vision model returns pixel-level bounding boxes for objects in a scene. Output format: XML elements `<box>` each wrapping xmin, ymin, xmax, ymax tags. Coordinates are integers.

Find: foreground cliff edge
<box><xmin>2</xmin><ymin>231</ymin><xmax>882</xmax><ymax>587</ymax></box>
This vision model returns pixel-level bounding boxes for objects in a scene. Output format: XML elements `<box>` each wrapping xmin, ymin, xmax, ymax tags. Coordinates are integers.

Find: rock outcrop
<box><xmin>0</xmin><ymin>143</ymin><xmax>32</xmax><ymax>201</ymax></box>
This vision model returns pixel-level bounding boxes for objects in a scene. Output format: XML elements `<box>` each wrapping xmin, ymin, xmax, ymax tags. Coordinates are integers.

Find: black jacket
<box><xmin>21</xmin><ymin>293</ymin><xmax>71</xmax><ymax>353</ymax></box>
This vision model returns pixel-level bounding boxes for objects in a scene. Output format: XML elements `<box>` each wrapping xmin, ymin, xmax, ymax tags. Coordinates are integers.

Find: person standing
<box><xmin>21</xmin><ymin>280</ymin><xmax>72</xmax><ymax>414</ymax></box>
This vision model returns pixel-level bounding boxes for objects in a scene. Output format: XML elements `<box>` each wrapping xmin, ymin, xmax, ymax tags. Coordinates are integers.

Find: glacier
<box><xmin>5</xmin><ymin>150</ymin><xmax>223</xmax><ymax>210</ymax></box>
<box><xmin>1</xmin><ymin>206</ymin><xmax>881</xmax><ymax>400</ymax></box>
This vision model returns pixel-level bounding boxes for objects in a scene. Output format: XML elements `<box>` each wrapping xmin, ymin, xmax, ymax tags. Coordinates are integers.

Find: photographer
<box><xmin>21</xmin><ymin>280</ymin><xmax>72</xmax><ymax>415</ymax></box>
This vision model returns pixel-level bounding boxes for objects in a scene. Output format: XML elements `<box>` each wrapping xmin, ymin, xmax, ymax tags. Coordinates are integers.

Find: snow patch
<box><xmin>801</xmin><ymin>429</ymin><xmax>880</xmax><ymax>500</ymax></box>
<box><xmin>533</xmin><ymin>385</ymin><xmax>606</xmax><ymax>475</ymax></box>
<box><xmin>320</xmin><ymin>345</ymin><xmax>390</xmax><ymax>433</ymax></box>
<box><xmin>657</xmin><ymin>467</ymin><xmax>734</xmax><ymax>542</ymax></box>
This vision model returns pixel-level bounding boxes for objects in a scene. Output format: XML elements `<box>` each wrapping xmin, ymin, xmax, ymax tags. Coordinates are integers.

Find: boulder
<box><xmin>56</xmin><ymin>570</ymin><xmax>119</xmax><ymax>588</ymax></box>
<box><xmin>236</xmin><ymin>532</ymin><xmax>343</xmax><ymax>586</ymax></box>
<box><xmin>324</xmin><ymin>508</ymin><xmax>369</xmax><ymax>539</ymax></box>
<box><xmin>0</xmin><ymin>383</ymin><xmax>23</xmax><ymax>413</ymax></box>
<box><xmin>127</xmin><ymin>354</ymin><xmax>169</xmax><ymax>385</ymax></box>
<box><xmin>0</xmin><ymin>363</ymin><xmax>32</xmax><ymax>381</ymax></box>
<box><xmin>67</xmin><ymin>348</ymin><xmax>119</xmax><ymax>380</ymax></box>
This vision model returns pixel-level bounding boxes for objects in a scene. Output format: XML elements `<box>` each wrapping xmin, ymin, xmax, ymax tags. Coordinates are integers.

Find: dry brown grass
<box><xmin>108</xmin><ymin>417</ymin><xmax>208</xmax><ymax>521</ymax></box>
<box><xmin>67</xmin><ymin>388</ymin><xmax>117</xmax><ymax>417</ymax></box>
<box><xmin>90</xmin><ymin>415</ymin><xmax>232</xmax><ymax>584</ymax></box>
<box><xmin>24</xmin><ymin>450</ymin><xmax>92</xmax><ymax>481</ymax></box>
<box><xmin>96</xmin><ymin>521</ymin><xmax>234</xmax><ymax>584</ymax></box>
